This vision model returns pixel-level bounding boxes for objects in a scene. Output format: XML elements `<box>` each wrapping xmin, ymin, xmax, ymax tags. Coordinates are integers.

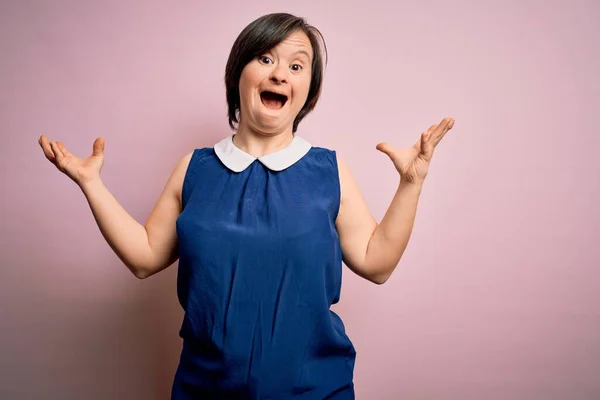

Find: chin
<box><xmin>250</xmin><ymin>118</ymin><xmax>290</xmax><ymax>134</ymax></box>
<box><xmin>256</xmin><ymin>122</ymin><xmax>287</xmax><ymax>134</ymax></box>
<box><xmin>254</xmin><ymin>111</ymin><xmax>289</xmax><ymax>128</ymax></box>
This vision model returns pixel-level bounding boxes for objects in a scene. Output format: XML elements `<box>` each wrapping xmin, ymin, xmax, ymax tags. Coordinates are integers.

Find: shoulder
<box><xmin>306</xmin><ymin>145</ymin><xmax>339</xmax><ymax>166</ymax></box>
<box><xmin>308</xmin><ymin>145</ymin><xmax>348</xmax><ymax>179</ymax></box>
<box><xmin>304</xmin><ymin>145</ymin><xmax>354</xmax><ymax>198</ymax></box>
<box><xmin>170</xmin><ymin>147</ymin><xmax>214</xmax><ymax>203</ymax></box>
<box><xmin>176</xmin><ymin>147</ymin><xmax>218</xmax><ymax>177</ymax></box>
<box><xmin>303</xmin><ymin>143</ymin><xmax>350</xmax><ymax>181</ymax></box>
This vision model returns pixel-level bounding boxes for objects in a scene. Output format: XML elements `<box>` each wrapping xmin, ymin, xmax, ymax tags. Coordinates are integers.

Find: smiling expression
<box><xmin>237</xmin><ymin>30</ymin><xmax>313</xmax><ymax>136</ymax></box>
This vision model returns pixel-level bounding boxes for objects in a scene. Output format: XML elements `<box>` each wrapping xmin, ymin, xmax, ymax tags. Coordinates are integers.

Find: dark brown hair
<box><xmin>224</xmin><ymin>13</ymin><xmax>328</xmax><ymax>133</ymax></box>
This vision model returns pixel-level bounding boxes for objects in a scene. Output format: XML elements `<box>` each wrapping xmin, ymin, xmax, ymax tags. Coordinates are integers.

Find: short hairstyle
<box><xmin>224</xmin><ymin>13</ymin><xmax>328</xmax><ymax>133</ymax></box>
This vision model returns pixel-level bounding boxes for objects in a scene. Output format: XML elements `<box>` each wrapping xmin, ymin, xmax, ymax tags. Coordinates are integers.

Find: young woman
<box><xmin>39</xmin><ymin>12</ymin><xmax>454</xmax><ymax>400</ymax></box>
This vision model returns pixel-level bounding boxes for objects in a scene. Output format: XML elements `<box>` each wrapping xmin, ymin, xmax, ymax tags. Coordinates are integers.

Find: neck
<box><xmin>233</xmin><ymin>124</ymin><xmax>294</xmax><ymax>158</ymax></box>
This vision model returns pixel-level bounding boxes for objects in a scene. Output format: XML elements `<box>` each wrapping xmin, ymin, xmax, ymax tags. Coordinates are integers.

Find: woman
<box><xmin>38</xmin><ymin>12</ymin><xmax>454</xmax><ymax>400</ymax></box>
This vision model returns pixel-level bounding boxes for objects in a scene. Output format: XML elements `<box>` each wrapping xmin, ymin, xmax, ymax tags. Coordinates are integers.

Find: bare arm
<box><xmin>335</xmin><ymin>156</ymin><xmax>422</xmax><ymax>285</ymax></box>
<box><xmin>335</xmin><ymin>118</ymin><xmax>453</xmax><ymax>285</ymax></box>
<box><xmin>80</xmin><ymin>151</ymin><xmax>193</xmax><ymax>279</ymax></box>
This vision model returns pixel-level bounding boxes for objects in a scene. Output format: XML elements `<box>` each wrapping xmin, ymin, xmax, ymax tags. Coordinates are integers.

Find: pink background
<box><xmin>2</xmin><ymin>0</ymin><xmax>599</xmax><ymax>399</ymax></box>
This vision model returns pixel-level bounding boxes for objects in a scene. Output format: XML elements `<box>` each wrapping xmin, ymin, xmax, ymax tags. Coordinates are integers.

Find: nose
<box><xmin>269</xmin><ymin>64</ymin><xmax>288</xmax><ymax>84</ymax></box>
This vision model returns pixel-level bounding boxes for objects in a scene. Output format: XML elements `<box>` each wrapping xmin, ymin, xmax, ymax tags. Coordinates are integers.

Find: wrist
<box><xmin>399</xmin><ymin>178</ymin><xmax>425</xmax><ymax>189</ymax></box>
<box><xmin>79</xmin><ymin>177</ymin><xmax>104</xmax><ymax>194</ymax></box>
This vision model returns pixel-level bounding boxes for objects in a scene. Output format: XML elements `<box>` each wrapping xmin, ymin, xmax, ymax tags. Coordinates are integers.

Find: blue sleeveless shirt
<box><xmin>172</xmin><ymin>135</ymin><xmax>356</xmax><ymax>399</ymax></box>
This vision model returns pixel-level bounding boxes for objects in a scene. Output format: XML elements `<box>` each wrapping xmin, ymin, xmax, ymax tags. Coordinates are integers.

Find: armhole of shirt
<box><xmin>329</xmin><ymin>149</ymin><xmax>342</xmax><ymax>222</ymax></box>
<box><xmin>181</xmin><ymin>148</ymin><xmax>212</xmax><ymax>210</ymax></box>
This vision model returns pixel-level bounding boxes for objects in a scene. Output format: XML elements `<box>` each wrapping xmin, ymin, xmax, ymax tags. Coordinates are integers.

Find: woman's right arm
<box><xmin>39</xmin><ymin>135</ymin><xmax>193</xmax><ymax>279</ymax></box>
<box><xmin>80</xmin><ymin>152</ymin><xmax>193</xmax><ymax>279</ymax></box>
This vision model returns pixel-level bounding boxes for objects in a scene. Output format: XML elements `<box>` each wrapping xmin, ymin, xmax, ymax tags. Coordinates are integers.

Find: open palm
<box><xmin>38</xmin><ymin>135</ymin><xmax>106</xmax><ymax>185</ymax></box>
<box><xmin>377</xmin><ymin>118</ymin><xmax>455</xmax><ymax>184</ymax></box>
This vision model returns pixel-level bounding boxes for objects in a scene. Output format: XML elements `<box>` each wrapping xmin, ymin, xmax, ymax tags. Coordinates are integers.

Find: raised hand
<box><xmin>376</xmin><ymin>117</ymin><xmax>455</xmax><ymax>184</ymax></box>
<box><xmin>38</xmin><ymin>135</ymin><xmax>106</xmax><ymax>186</ymax></box>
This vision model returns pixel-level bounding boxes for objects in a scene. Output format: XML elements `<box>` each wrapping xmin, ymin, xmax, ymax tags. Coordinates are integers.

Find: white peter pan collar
<box><xmin>214</xmin><ymin>134</ymin><xmax>312</xmax><ymax>172</ymax></box>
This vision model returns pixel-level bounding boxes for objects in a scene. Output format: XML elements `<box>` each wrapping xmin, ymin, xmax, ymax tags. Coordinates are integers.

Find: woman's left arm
<box><xmin>335</xmin><ymin>118</ymin><xmax>455</xmax><ymax>285</ymax></box>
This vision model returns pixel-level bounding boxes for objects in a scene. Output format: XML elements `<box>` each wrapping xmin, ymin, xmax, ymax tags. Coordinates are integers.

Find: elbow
<box><xmin>370</xmin><ymin>259</ymin><xmax>401</xmax><ymax>284</ymax></box>
<box><xmin>367</xmin><ymin>264</ymin><xmax>394</xmax><ymax>285</ymax></box>
<box><xmin>361</xmin><ymin>268</ymin><xmax>390</xmax><ymax>285</ymax></box>
<box><xmin>354</xmin><ymin>261</ymin><xmax>392</xmax><ymax>285</ymax></box>
<box><xmin>134</xmin><ymin>270</ymin><xmax>150</xmax><ymax>280</ymax></box>
<box><xmin>361</xmin><ymin>252</ymin><xmax>396</xmax><ymax>285</ymax></box>
<box><xmin>130</xmin><ymin>265</ymin><xmax>153</xmax><ymax>280</ymax></box>
<box><xmin>371</xmin><ymin>273</ymin><xmax>390</xmax><ymax>285</ymax></box>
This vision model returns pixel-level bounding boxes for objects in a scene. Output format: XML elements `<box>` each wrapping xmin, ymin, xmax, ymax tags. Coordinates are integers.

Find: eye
<box><xmin>258</xmin><ymin>55</ymin><xmax>273</xmax><ymax>64</ymax></box>
<box><xmin>290</xmin><ymin>64</ymin><xmax>303</xmax><ymax>72</ymax></box>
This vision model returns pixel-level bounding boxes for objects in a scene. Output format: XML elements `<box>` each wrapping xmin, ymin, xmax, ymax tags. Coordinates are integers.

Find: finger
<box><xmin>92</xmin><ymin>137</ymin><xmax>105</xmax><ymax>157</ymax></box>
<box><xmin>432</xmin><ymin>118</ymin><xmax>450</xmax><ymax>136</ymax></box>
<box><xmin>55</xmin><ymin>141</ymin><xmax>73</xmax><ymax>159</ymax></box>
<box><xmin>421</xmin><ymin>125</ymin><xmax>437</xmax><ymax>148</ymax></box>
<box><xmin>431</xmin><ymin>118</ymin><xmax>454</xmax><ymax>145</ymax></box>
<box><xmin>39</xmin><ymin>135</ymin><xmax>56</xmax><ymax>162</ymax></box>
<box><xmin>49</xmin><ymin>141</ymin><xmax>65</xmax><ymax>166</ymax></box>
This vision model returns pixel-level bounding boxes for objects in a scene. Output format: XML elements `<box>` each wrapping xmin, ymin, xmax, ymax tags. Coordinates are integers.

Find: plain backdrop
<box><xmin>1</xmin><ymin>0</ymin><xmax>599</xmax><ymax>399</ymax></box>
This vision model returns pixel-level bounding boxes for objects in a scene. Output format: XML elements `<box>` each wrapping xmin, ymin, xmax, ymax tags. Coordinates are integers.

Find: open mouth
<box><xmin>260</xmin><ymin>91</ymin><xmax>288</xmax><ymax>109</ymax></box>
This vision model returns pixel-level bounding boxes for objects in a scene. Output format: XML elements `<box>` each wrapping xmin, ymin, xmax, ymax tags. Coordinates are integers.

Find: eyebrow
<box><xmin>293</xmin><ymin>50</ymin><xmax>312</xmax><ymax>62</ymax></box>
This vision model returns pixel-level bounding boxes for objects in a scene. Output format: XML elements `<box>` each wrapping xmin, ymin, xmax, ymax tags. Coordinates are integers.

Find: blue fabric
<box><xmin>172</xmin><ymin>146</ymin><xmax>356</xmax><ymax>399</ymax></box>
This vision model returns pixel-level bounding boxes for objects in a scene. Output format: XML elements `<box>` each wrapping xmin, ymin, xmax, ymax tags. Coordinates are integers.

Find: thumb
<box><xmin>376</xmin><ymin>142</ymin><xmax>396</xmax><ymax>160</ymax></box>
<box><xmin>92</xmin><ymin>137</ymin><xmax>105</xmax><ymax>157</ymax></box>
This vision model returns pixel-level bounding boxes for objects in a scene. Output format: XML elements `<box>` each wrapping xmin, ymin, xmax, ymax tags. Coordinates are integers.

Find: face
<box><xmin>237</xmin><ymin>30</ymin><xmax>313</xmax><ymax>136</ymax></box>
